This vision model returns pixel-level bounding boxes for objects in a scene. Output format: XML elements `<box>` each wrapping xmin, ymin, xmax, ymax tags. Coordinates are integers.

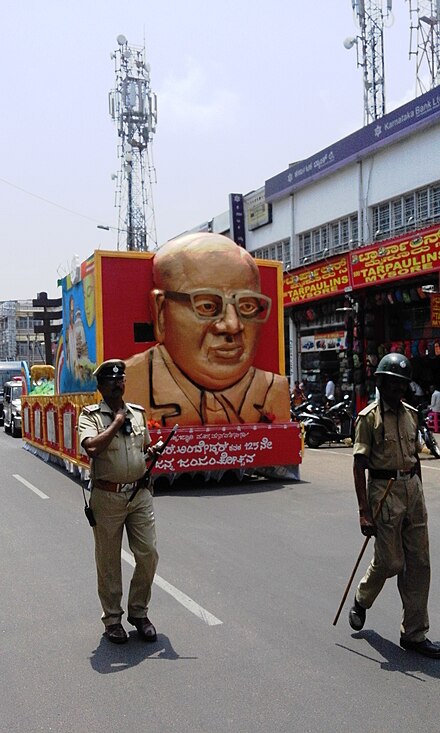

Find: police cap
<box><xmin>93</xmin><ymin>359</ymin><xmax>126</xmax><ymax>381</ymax></box>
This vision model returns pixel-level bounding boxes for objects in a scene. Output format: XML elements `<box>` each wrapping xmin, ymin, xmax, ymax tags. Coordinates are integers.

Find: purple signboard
<box><xmin>266</xmin><ymin>85</ymin><xmax>440</xmax><ymax>202</ymax></box>
<box><xmin>229</xmin><ymin>193</ymin><xmax>246</xmax><ymax>247</ymax></box>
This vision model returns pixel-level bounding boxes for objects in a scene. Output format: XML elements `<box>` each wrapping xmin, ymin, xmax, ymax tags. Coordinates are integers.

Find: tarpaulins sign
<box><xmin>350</xmin><ymin>227</ymin><xmax>440</xmax><ymax>288</ymax></box>
<box><xmin>283</xmin><ymin>224</ymin><xmax>440</xmax><ymax>306</ymax></box>
<box><xmin>283</xmin><ymin>257</ymin><xmax>350</xmax><ymax>306</ymax></box>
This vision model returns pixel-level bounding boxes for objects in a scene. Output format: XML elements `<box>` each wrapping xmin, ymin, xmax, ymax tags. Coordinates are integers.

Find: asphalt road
<box><xmin>2</xmin><ymin>430</ymin><xmax>440</xmax><ymax>733</ymax></box>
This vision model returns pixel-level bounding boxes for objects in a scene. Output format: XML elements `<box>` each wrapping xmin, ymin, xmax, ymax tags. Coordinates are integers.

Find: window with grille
<box><xmin>372</xmin><ymin>182</ymin><xmax>440</xmax><ymax>239</ymax></box>
<box><xmin>404</xmin><ymin>194</ymin><xmax>415</xmax><ymax>225</ymax></box>
<box><xmin>417</xmin><ymin>189</ymin><xmax>429</xmax><ymax>221</ymax></box>
<box><xmin>304</xmin><ymin>233</ymin><xmax>312</xmax><ymax>257</ymax></box>
<box><xmin>378</xmin><ymin>203</ymin><xmax>390</xmax><ymax>234</ymax></box>
<box><xmin>431</xmin><ymin>186</ymin><xmax>440</xmax><ymax>218</ymax></box>
<box><xmin>349</xmin><ymin>214</ymin><xmax>359</xmax><ymax>244</ymax></box>
<box><xmin>253</xmin><ymin>239</ymin><xmax>290</xmax><ymax>267</ymax></box>
<box><xmin>391</xmin><ymin>199</ymin><xmax>403</xmax><ymax>231</ymax></box>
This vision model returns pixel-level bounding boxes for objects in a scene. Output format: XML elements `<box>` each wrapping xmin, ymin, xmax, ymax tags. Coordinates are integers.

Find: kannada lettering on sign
<box><xmin>283</xmin><ymin>256</ymin><xmax>350</xmax><ymax>305</ymax></box>
<box><xmin>350</xmin><ymin>227</ymin><xmax>440</xmax><ymax>287</ymax></box>
<box><xmin>431</xmin><ymin>293</ymin><xmax>440</xmax><ymax>328</ymax></box>
<box><xmin>149</xmin><ymin>424</ymin><xmax>301</xmax><ymax>474</ymax></box>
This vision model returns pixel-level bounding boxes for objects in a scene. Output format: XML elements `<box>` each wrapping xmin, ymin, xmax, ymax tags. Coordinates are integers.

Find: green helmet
<box><xmin>375</xmin><ymin>353</ymin><xmax>412</xmax><ymax>382</ymax></box>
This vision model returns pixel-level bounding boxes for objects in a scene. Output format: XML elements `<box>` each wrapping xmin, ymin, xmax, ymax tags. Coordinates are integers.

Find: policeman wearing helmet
<box><xmin>349</xmin><ymin>353</ymin><xmax>440</xmax><ymax>658</ymax></box>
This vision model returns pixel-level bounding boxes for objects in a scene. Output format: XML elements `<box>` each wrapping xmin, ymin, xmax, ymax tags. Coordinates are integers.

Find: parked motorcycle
<box><xmin>290</xmin><ymin>395</ymin><xmax>324</xmax><ymax>423</ymax></box>
<box><xmin>303</xmin><ymin>395</ymin><xmax>354</xmax><ymax>449</ymax></box>
<box><xmin>418</xmin><ymin>406</ymin><xmax>440</xmax><ymax>459</ymax></box>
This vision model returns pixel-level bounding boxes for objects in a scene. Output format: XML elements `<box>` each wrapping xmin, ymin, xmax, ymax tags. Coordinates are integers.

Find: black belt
<box><xmin>369</xmin><ymin>467</ymin><xmax>417</xmax><ymax>480</ymax></box>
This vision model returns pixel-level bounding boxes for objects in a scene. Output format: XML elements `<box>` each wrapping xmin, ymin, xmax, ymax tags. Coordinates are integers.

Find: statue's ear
<box><xmin>150</xmin><ymin>289</ymin><xmax>166</xmax><ymax>343</ymax></box>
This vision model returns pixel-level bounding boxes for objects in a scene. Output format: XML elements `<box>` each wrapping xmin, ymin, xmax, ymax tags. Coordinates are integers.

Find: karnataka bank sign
<box><xmin>283</xmin><ymin>224</ymin><xmax>440</xmax><ymax>306</ymax></box>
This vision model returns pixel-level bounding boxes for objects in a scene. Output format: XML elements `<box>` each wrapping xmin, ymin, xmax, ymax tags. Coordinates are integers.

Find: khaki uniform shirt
<box><xmin>353</xmin><ymin>399</ymin><xmax>421</xmax><ymax>471</ymax></box>
<box><xmin>124</xmin><ymin>344</ymin><xmax>291</xmax><ymax>426</ymax></box>
<box><xmin>78</xmin><ymin>400</ymin><xmax>151</xmax><ymax>483</ymax></box>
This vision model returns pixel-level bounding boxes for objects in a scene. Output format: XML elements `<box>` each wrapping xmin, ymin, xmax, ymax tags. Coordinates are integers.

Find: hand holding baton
<box><xmin>128</xmin><ymin>423</ymin><xmax>179</xmax><ymax>503</ymax></box>
<box><xmin>332</xmin><ymin>477</ymin><xmax>395</xmax><ymax>626</ymax></box>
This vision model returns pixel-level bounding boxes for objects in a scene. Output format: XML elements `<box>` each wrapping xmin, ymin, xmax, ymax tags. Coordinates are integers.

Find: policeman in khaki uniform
<box><xmin>349</xmin><ymin>353</ymin><xmax>440</xmax><ymax>658</ymax></box>
<box><xmin>78</xmin><ymin>359</ymin><xmax>160</xmax><ymax>645</ymax></box>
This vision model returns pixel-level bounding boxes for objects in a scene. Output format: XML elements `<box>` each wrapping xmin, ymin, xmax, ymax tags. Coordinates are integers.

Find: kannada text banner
<box><xmin>350</xmin><ymin>226</ymin><xmax>440</xmax><ymax>288</ymax></box>
<box><xmin>283</xmin><ymin>257</ymin><xmax>350</xmax><ymax>306</ymax></box>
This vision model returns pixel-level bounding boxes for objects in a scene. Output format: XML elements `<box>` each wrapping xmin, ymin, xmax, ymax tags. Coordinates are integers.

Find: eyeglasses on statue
<box><xmin>160</xmin><ymin>288</ymin><xmax>272</xmax><ymax>323</ymax></box>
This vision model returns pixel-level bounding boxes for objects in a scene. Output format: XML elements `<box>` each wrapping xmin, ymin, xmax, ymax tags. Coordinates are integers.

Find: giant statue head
<box><xmin>150</xmin><ymin>233</ymin><xmax>271</xmax><ymax>391</ymax></box>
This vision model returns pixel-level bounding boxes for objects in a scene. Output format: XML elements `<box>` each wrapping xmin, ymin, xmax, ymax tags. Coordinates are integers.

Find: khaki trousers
<box><xmin>90</xmin><ymin>487</ymin><xmax>159</xmax><ymax>626</ymax></box>
<box><xmin>356</xmin><ymin>474</ymin><xmax>430</xmax><ymax>642</ymax></box>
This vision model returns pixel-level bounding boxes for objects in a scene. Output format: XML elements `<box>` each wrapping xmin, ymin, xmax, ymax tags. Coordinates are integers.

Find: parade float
<box><xmin>21</xmin><ymin>248</ymin><xmax>302</xmax><ymax>483</ymax></box>
<box><xmin>19</xmin><ymin>36</ymin><xmax>301</xmax><ymax>484</ymax></box>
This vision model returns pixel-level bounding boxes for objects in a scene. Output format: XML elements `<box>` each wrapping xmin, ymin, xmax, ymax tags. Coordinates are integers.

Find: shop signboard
<box><xmin>349</xmin><ymin>226</ymin><xmax>440</xmax><ymax>288</ymax></box>
<box><xmin>284</xmin><ymin>257</ymin><xmax>350</xmax><ymax>306</ymax></box>
<box><xmin>283</xmin><ymin>224</ymin><xmax>440</xmax><ymax>306</ymax></box>
<box><xmin>246</xmin><ymin>189</ymin><xmax>272</xmax><ymax>231</ymax></box>
<box><xmin>300</xmin><ymin>331</ymin><xmax>345</xmax><ymax>352</ymax></box>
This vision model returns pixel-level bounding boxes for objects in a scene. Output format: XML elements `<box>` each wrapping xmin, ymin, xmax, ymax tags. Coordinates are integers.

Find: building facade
<box><xmin>186</xmin><ymin>85</ymin><xmax>440</xmax><ymax>411</ymax></box>
<box><xmin>0</xmin><ymin>301</ymin><xmax>46</xmax><ymax>365</ymax></box>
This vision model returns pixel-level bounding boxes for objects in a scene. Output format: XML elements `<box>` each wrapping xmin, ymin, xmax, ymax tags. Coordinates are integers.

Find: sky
<box><xmin>1</xmin><ymin>0</ymin><xmax>423</xmax><ymax>300</ymax></box>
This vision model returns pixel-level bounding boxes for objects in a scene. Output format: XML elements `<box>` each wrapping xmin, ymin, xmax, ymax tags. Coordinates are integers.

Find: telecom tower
<box><xmin>109</xmin><ymin>34</ymin><xmax>158</xmax><ymax>252</ymax></box>
<box><xmin>344</xmin><ymin>1</ymin><xmax>393</xmax><ymax>125</ymax></box>
<box><xmin>407</xmin><ymin>0</ymin><xmax>440</xmax><ymax>94</ymax></box>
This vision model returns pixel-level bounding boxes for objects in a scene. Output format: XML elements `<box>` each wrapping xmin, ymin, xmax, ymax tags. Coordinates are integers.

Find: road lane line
<box><xmin>13</xmin><ymin>474</ymin><xmax>49</xmax><ymax>499</ymax></box>
<box><xmin>121</xmin><ymin>548</ymin><xmax>223</xmax><ymax>626</ymax></box>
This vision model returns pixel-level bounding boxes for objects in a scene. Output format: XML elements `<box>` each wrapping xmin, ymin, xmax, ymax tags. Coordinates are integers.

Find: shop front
<box><xmin>284</xmin><ymin>223</ymin><xmax>440</xmax><ymax>412</ymax></box>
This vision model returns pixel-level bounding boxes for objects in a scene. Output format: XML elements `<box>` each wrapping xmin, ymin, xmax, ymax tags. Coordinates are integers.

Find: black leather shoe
<box><xmin>104</xmin><ymin>623</ymin><xmax>128</xmax><ymax>644</ymax></box>
<box><xmin>349</xmin><ymin>597</ymin><xmax>366</xmax><ymax>631</ymax></box>
<box><xmin>127</xmin><ymin>615</ymin><xmax>157</xmax><ymax>642</ymax></box>
<box><xmin>400</xmin><ymin>638</ymin><xmax>440</xmax><ymax>658</ymax></box>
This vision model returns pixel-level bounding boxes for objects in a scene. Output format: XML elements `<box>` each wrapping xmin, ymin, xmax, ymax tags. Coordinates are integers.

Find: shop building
<box><xmin>0</xmin><ymin>301</ymin><xmax>46</xmax><ymax>366</ymax></box>
<box><xmin>184</xmin><ymin>85</ymin><xmax>440</xmax><ymax>409</ymax></box>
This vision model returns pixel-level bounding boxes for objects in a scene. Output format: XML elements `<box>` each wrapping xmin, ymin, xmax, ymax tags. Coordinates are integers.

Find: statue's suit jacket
<box><xmin>124</xmin><ymin>344</ymin><xmax>291</xmax><ymax>426</ymax></box>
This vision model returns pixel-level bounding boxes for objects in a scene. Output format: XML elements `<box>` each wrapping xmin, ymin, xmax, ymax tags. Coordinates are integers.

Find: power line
<box><xmin>0</xmin><ymin>175</ymin><xmax>104</xmax><ymax>225</ymax></box>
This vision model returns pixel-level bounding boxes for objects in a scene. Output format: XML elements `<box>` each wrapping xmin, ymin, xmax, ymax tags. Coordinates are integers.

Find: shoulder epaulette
<box><xmin>82</xmin><ymin>403</ymin><xmax>101</xmax><ymax>413</ymax></box>
<box><xmin>402</xmin><ymin>400</ymin><xmax>418</xmax><ymax>413</ymax></box>
<box><xmin>126</xmin><ymin>402</ymin><xmax>145</xmax><ymax>411</ymax></box>
<box><xmin>358</xmin><ymin>401</ymin><xmax>378</xmax><ymax>417</ymax></box>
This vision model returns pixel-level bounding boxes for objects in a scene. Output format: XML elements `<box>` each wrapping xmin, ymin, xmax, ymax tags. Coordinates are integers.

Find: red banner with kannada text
<box><xmin>148</xmin><ymin>423</ymin><xmax>301</xmax><ymax>474</ymax></box>
<box><xmin>283</xmin><ymin>257</ymin><xmax>350</xmax><ymax>306</ymax></box>
<box><xmin>350</xmin><ymin>226</ymin><xmax>440</xmax><ymax>288</ymax></box>
<box><xmin>283</xmin><ymin>224</ymin><xmax>440</xmax><ymax>305</ymax></box>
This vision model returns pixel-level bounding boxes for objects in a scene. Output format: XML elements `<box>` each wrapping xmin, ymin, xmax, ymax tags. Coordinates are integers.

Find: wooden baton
<box><xmin>332</xmin><ymin>477</ymin><xmax>395</xmax><ymax>626</ymax></box>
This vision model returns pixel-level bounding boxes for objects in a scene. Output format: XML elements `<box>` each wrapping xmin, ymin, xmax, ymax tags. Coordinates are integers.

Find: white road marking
<box><xmin>13</xmin><ymin>474</ymin><xmax>49</xmax><ymax>499</ymax></box>
<box><xmin>121</xmin><ymin>548</ymin><xmax>223</xmax><ymax>626</ymax></box>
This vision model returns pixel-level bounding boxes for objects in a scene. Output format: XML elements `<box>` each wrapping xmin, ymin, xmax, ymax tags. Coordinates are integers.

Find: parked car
<box><xmin>3</xmin><ymin>378</ymin><xmax>23</xmax><ymax>438</ymax></box>
<box><xmin>0</xmin><ymin>361</ymin><xmax>22</xmax><ymax>425</ymax></box>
